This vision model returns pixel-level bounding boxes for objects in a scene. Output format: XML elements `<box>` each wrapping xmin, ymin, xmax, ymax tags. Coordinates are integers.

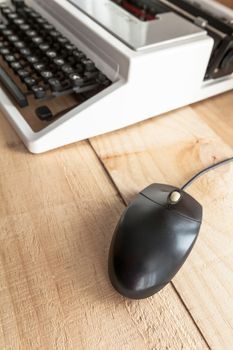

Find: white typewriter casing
<box><xmin>0</xmin><ymin>0</ymin><xmax>233</xmax><ymax>153</ymax></box>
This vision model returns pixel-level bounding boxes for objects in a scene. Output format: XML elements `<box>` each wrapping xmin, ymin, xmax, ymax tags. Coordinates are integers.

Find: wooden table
<box><xmin>0</xmin><ymin>88</ymin><xmax>233</xmax><ymax>349</ymax></box>
<box><xmin>1</xmin><ymin>1</ymin><xmax>233</xmax><ymax>345</ymax></box>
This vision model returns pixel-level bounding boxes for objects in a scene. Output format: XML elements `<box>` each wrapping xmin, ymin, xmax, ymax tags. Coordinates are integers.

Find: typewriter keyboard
<box><xmin>0</xmin><ymin>0</ymin><xmax>111</xmax><ymax>131</ymax></box>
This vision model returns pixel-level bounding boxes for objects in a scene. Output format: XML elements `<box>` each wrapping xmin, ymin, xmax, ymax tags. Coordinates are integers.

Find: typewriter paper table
<box><xmin>0</xmin><ymin>84</ymin><xmax>233</xmax><ymax>349</ymax></box>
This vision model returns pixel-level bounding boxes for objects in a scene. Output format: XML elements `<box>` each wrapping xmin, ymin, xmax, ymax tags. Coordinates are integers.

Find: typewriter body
<box><xmin>0</xmin><ymin>0</ymin><xmax>233</xmax><ymax>153</ymax></box>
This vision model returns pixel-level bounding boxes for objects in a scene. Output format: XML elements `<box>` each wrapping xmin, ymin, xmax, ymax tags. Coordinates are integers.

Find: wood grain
<box><xmin>90</xmin><ymin>94</ymin><xmax>233</xmax><ymax>350</ymax></box>
<box><xmin>0</xmin><ymin>115</ymin><xmax>208</xmax><ymax>349</ymax></box>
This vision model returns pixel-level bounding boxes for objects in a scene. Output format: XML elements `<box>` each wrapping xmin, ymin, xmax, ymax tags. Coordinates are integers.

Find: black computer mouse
<box><xmin>108</xmin><ymin>183</ymin><xmax>203</xmax><ymax>299</ymax></box>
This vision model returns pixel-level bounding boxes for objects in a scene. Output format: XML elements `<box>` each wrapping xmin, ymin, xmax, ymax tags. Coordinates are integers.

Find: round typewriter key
<box><xmin>14</xmin><ymin>41</ymin><xmax>25</xmax><ymax>49</ymax></box>
<box><xmin>23</xmin><ymin>76</ymin><xmax>36</xmax><ymax>87</ymax></box>
<box><xmin>39</xmin><ymin>43</ymin><xmax>50</xmax><ymax>52</ymax></box>
<box><xmin>11</xmin><ymin>61</ymin><xmax>22</xmax><ymax>71</ymax></box>
<box><xmin>82</xmin><ymin>59</ymin><xmax>95</xmax><ymax>71</ymax></box>
<box><xmin>3</xmin><ymin>29</ymin><xmax>13</xmax><ymax>36</ymax></box>
<box><xmin>8</xmin><ymin>35</ymin><xmax>19</xmax><ymax>42</ymax></box>
<box><xmin>8</xmin><ymin>13</ymin><xmax>18</xmax><ymax>20</ymax></box>
<box><xmin>61</xmin><ymin>64</ymin><xmax>74</xmax><ymax>74</ymax></box>
<box><xmin>46</xmin><ymin>50</ymin><xmax>57</xmax><ymax>58</ymax></box>
<box><xmin>20</xmin><ymin>48</ymin><xmax>32</xmax><ymax>57</ymax></box>
<box><xmin>57</xmin><ymin>36</ymin><xmax>68</xmax><ymax>45</ymax></box>
<box><xmin>14</xmin><ymin>18</ymin><xmax>25</xmax><ymax>25</ymax></box>
<box><xmin>0</xmin><ymin>48</ymin><xmax>10</xmax><ymax>55</ymax></box>
<box><xmin>41</xmin><ymin>70</ymin><xmax>53</xmax><ymax>79</ymax></box>
<box><xmin>36</xmin><ymin>18</ymin><xmax>47</xmax><ymax>24</ymax></box>
<box><xmin>53</xmin><ymin>57</ymin><xmax>65</xmax><ymax>66</ymax></box>
<box><xmin>73</xmin><ymin>50</ymin><xmax>85</xmax><ymax>60</ymax></box>
<box><xmin>48</xmin><ymin>78</ymin><xmax>63</xmax><ymax>92</ymax></box>
<box><xmin>31</xmin><ymin>85</ymin><xmax>46</xmax><ymax>99</ymax></box>
<box><xmin>27</xmin><ymin>56</ymin><xmax>39</xmax><ymax>64</ymax></box>
<box><xmin>19</xmin><ymin>24</ymin><xmax>30</xmax><ymax>31</ymax></box>
<box><xmin>64</xmin><ymin>43</ymin><xmax>76</xmax><ymax>52</ymax></box>
<box><xmin>69</xmin><ymin>72</ymin><xmax>84</xmax><ymax>86</ymax></box>
<box><xmin>30</xmin><ymin>11</ymin><xmax>41</xmax><ymax>18</ymax></box>
<box><xmin>5</xmin><ymin>54</ymin><xmax>16</xmax><ymax>63</ymax></box>
<box><xmin>42</xmin><ymin>23</ymin><xmax>54</xmax><ymax>31</ymax></box>
<box><xmin>0</xmin><ymin>24</ymin><xmax>7</xmax><ymax>31</ymax></box>
<box><xmin>2</xmin><ymin>8</ymin><xmax>12</xmax><ymax>15</ymax></box>
<box><xmin>26</xmin><ymin>30</ymin><xmax>37</xmax><ymax>37</ymax></box>
<box><xmin>32</xmin><ymin>36</ymin><xmax>43</xmax><ymax>44</ymax></box>
<box><xmin>18</xmin><ymin>69</ymin><xmax>30</xmax><ymax>79</ymax></box>
<box><xmin>33</xmin><ymin>62</ymin><xmax>45</xmax><ymax>72</ymax></box>
<box><xmin>50</xmin><ymin>30</ymin><xmax>60</xmax><ymax>38</ymax></box>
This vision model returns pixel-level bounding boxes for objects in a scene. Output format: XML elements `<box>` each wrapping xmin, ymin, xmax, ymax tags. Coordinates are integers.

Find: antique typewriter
<box><xmin>0</xmin><ymin>0</ymin><xmax>233</xmax><ymax>153</ymax></box>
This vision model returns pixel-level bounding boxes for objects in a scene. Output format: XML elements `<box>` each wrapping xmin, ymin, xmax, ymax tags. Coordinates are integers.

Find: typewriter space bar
<box><xmin>0</xmin><ymin>67</ymin><xmax>28</xmax><ymax>108</ymax></box>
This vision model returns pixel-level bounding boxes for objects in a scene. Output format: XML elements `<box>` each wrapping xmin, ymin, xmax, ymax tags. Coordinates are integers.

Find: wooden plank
<box><xmin>90</xmin><ymin>99</ymin><xmax>233</xmax><ymax>350</ymax></box>
<box><xmin>0</xmin><ymin>115</ymin><xmax>207</xmax><ymax>349</ymax></box>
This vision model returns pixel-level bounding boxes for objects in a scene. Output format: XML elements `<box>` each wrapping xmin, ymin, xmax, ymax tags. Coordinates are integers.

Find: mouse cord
<box><xmin>180</xmin><ymin>156</ymin><xmax>233</xmax><ymax>191</ymax></box>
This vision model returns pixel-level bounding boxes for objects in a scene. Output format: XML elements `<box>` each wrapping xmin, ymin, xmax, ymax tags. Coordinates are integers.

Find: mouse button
<box><xmin>140</xmin><ymin>183</ymin><xmax>177</xmax><ymax>206</ymax></box>
<box><xmin>171</xmin><ymin>191</ymin><xmax>203</xmax><ymax>222</ymax></box>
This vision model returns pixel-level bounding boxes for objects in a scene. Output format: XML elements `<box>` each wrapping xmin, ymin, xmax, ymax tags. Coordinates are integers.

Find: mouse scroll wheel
<box><xmin>169</xmin><ymin>191</ymin><xmax>182</xmax><ymax>204</ymax></box>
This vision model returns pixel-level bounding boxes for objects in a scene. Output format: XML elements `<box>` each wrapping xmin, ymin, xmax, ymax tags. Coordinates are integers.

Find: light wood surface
<box><xmin>1</xmin><ymin>94</ymin><xmax>233</xmax><ymax>350</ymax></box>
<box><xmin>1</xmin><ymin>1</ymin><xmax>233</xmax><ymax>348</ymax></box>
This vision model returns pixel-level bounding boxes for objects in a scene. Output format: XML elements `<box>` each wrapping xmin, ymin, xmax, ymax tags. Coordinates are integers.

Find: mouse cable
<box><xmin>180</xmin><ymin>156</ymin><xmax>233</xmax><ymax>191</ymax></box>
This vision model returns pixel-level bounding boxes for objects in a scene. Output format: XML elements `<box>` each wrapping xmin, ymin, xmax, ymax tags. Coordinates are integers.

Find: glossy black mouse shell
<box><xmin>108</xmin><ymin>184</ymin><xmax>203</xmax><ymax>299</ymax></box>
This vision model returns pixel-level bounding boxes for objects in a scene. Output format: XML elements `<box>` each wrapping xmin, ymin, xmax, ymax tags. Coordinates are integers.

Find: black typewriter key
<box><xmin>8</xmin><ymin>35</ymin><xmax>19</xmax><ymax>43</ymax></box>
<box><xmin>69</xmin><ymin>72</ymin><xmax>84</xmax><ymax>86</ymax></box>
<box><xmin>30</xmin><ymin>11</ymin><xmax>41</xmax><ymax>19</ymax></box>
<box><xmin>36</xmin><ymin>106</ymin><xmax>53</xmax><ymax>121</ymax></box>
<box><xmin>57</xmin><ymin>36</ymin><xmax>68</xmax><ymax>45</ymax></box>
<box><xmin>53</xmin><ymin>57</ymin><xmax>65</xmax><ymax>67</ymax></box>
<box><xmin>81</xmin><ymin>58</ymin><xmax>95</xmax><ymax>71</ymax></box>
<box><xmin>11</xmin><ymin>61</ymin><xmax>22</xmax><ymax>71</ymax></box>
<box><xmin>3</xmin><ymin>29</ymin><xmax>14</xmax><ymax>37</ymax></box>
<box><xmin>14</xmin><ymin>41</ymin><xmax>25</xmax><ymax>49</ymax></box>
<box><xmin>0</xmin><ymin>24</ymin><xmax>7</xmax><ymax>31</ymax></box>
<box><xmin>0</xmin><ymin>48</ymin><xmax>10</xmax><ymax>55</ymax></box>
<box><xmin>32</xmin><ymin>36</ymin><xmax>43</xmax><ymax>45</ymax></box>
<box><xmin>4</xmin><ymin>54</ymin><xmax>16</xmax><ymax>63</ymax></box>
<box><xmin>1</xmin><ymin>8</ymin><xmax>12</xmax><ymax>15</ymax></box>
<box><xmin>7</xmin><ymin>13</ymin><xmax>19</xmax><ymax>20</ymax></box>
<box><xmin>14</xmin><ymin>18</ymin><xmax>25</xmax><ymax>26</ymax></box>
<box><xmin>36</xmin><ymin>18</ymin><xmax>47</xmax><ymax>25</ymax></box>
<box><xmin>50</xmin><ymin>30</ymin><xmax>60</xmax><ymax>38</ymax></box>
<box><xmin>19</xmin><ymin>24</ymin><xmax>30</xmax><ymax>31</ymax></box>
<box><xmin>27</xmin><ymin>56</ymin><xmax>39</xmax><ymax>64</ymax></box>
<box><xmin>26</xmin><ymin>30</ymin><xmax>37</xmax><ymax>38</ymax></box>
<box><xmin>23</xmin><ymin>76</ymin><xmax>36</xmax><ymax>87</ymax></box>
<box><xmin>39</xmin><ymin>43</ymin><xmax>50</xmax><ymax>52</ymax></box>
<box><xmin>46</xmin><ymin>50</ymin><xmax>57</xmax><ymax>59</ymax></box>
<box><xmin>41</xmin><ymin>70</ymin><xmax>53</xmax><ymax>79</ymax></box>
<box><xmin>42</xmin><ymin>23</ymin><xmax>54</xmax><ymax>31</ymax></box>
<box><xmin>17</xmin><ymin>69</ymin><xmax>30</xmax><ymax>79</ymax></box>
<box><xmin>20</xmin><ymin>48</ymin><xmax>31</xmax><ymax>57</ymax></box>
<box><xmin>31</xmin><ymin>85</ymin><xmax>46</xmax><ymax>99</ymax></box>
<box><xmin>61</xmin><ymin>64</ymin><xmax>74</xmax><ymax>75</ymax></box>
<box><xmin>72</xmin><ymin>50</ymin><xmax>86</xmax><ymax>61</ymax></box>
<box><xmin>33</xmin><ymin>62</ymin><xmax>45</xmax><ymax>72</ymax></box>
<box><xmin>48</xmin><ymin>78</ymin><xmax>64</xmax><ymax>92</ymax></box>
<box><xmin>65</xmin><ymin>43</ymin><xmax>76</xmax><ymax>52</ymax></box>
